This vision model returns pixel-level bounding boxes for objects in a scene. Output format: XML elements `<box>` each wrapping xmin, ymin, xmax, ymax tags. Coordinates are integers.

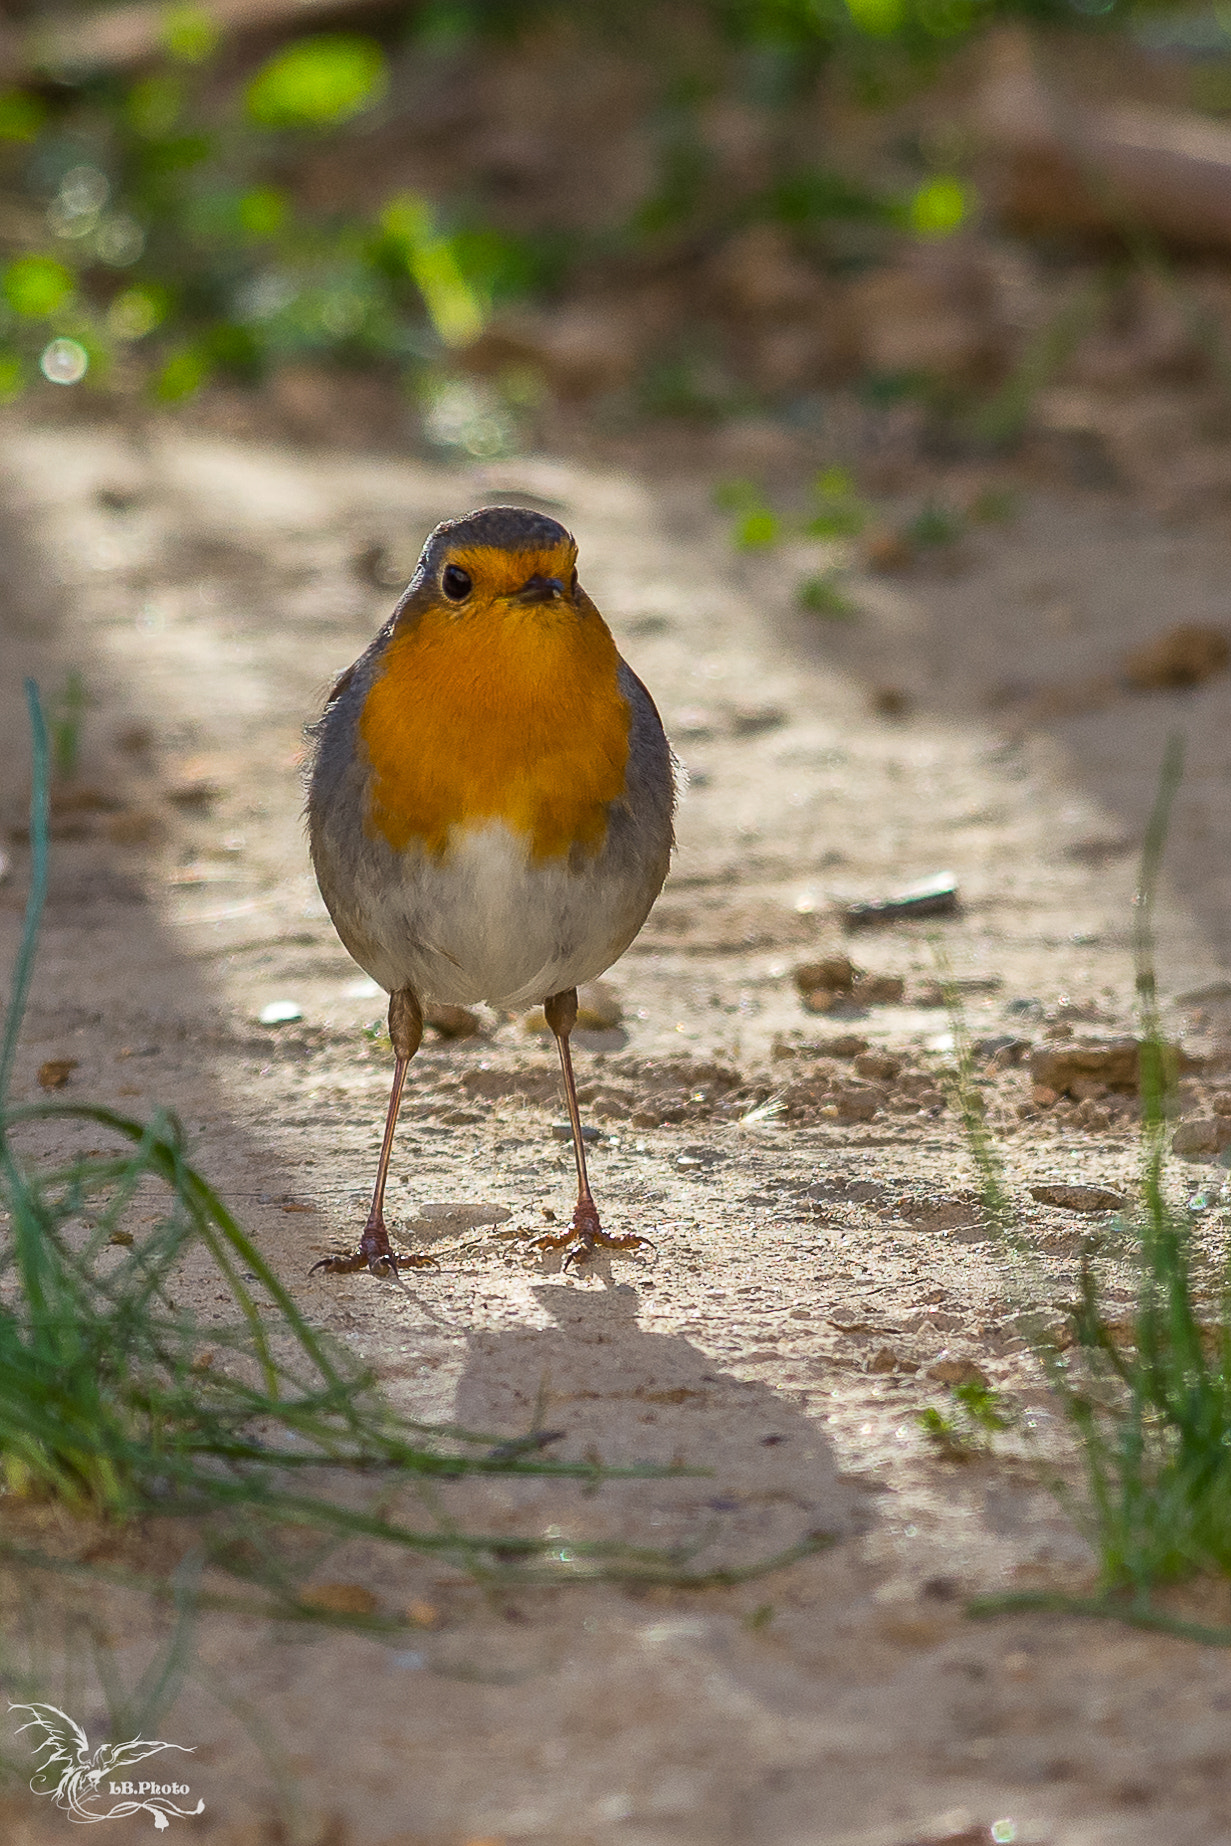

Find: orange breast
<box><xmin>359</xmin><ymin>596</ymin><xmax>630</xmax><ymax>861</ymax></box>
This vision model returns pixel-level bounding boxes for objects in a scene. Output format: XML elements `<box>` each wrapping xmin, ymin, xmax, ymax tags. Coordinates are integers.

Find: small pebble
<box><xmin>37</xmin><ymin>1058</ymin><xmax>78</xmax><ymax>1090</ymax></box>
<box><xmin>927</xmin><ymin>1356</ymin><xmax>989</xmax><ymax>1387</ymax></box>
<box><xmin>259</xmin><ymin>1001</ymin><xmax>303</xmax><ymax>1026</ymax></box>
<box><xmin>300</xmin><ymin>1582</ymin><xmax>378</xmax><ymax>1616</ymax></box>
<box><xmin>1029</xmin><ymin>1183</ymin><xmax>1127</xmax><ymax>1213</ymax></box>
<box><xmin>424</xmin><ymin>1003</ymin><xmax>482</xmax><ymax>1038</ymax></box>
<box><xmin>551</xmin><ymin>1122</ymin><xmax>601</xmax><ymax>1143</ymax></box>
<box><xmin>731</xmin><ymin>702</ymin><xmax>786</xmax><ymax>736</ymax></box>
<box><xmin>417</xmin><ymin>1201</ymin><xmax>511</xmax><ymax>1225</ymax></box>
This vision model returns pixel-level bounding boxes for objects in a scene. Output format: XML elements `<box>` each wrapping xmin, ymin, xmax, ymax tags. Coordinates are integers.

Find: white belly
<box><xmin>333</xmin><ymin>821</ymin><xmax>653</xmax><ymax>1009</ymax></box>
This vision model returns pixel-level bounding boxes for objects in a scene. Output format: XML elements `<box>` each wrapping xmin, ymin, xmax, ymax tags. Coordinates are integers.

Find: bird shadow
<box><xmin>438</xmin><ymin>1281</ymin><xmax>866</xmax><ymax>1572</ymax></box>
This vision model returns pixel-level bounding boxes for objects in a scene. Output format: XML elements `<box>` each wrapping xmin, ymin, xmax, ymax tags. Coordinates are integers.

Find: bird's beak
<box><xmin>514</xmin><ymin>574</ymin><xmax>566</xmax><ymax>604</ymax></box>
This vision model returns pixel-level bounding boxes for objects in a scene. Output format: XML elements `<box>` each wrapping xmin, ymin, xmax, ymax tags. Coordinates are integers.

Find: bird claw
<box><xmin>309</xmin><ymin>1231</ymin><xmax>438</xmax><ymax>1278</ymax></box>
<box><xmin>531</xmin><ymin>1201</ymin><xmax>653</xmax><ymax>1269</ymax></box>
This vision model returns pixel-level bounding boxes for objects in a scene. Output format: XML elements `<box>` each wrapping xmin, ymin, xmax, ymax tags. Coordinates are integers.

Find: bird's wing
<box><xmin>8</xmin><ymin>1703</ymin><xmax>90</xmax><ymax>1767</ymax></box>
<box><xmin>99</xmin><ymin>1736</ymin><xmax>194</xmax><ymax>1774</ymax></box>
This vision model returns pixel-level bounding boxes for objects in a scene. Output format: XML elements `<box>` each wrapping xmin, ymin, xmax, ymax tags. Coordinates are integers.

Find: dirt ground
<box><xmin>5</xmin><ymin>398</ymin><xmax>1231</xmax><ymax>1845</ymax></box>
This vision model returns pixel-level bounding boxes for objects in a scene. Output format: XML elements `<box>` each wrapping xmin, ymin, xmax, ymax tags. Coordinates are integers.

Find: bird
<box><xmin>306</xmin><ymin>505</ymin><xmax>674</xmax><ymax>1277</ymax></box>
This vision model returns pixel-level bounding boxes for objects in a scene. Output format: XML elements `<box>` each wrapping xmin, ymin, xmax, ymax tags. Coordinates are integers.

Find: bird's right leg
<box><xmin>310</xmin><ymin>987</ymin><xmax>436</xmax><ymax>1278</ymax></box>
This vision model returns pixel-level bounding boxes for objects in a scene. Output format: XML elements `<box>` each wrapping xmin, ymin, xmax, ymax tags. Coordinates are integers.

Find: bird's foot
<box><xmin>309</xmin><ymin>1217</ymin><xmax>438</xmax><ymax>1279</ymax></box>
<box><xmin>532</xmin><ymin>1199</ymin><xmax>653</xmax><ymax>1270</ymax></box>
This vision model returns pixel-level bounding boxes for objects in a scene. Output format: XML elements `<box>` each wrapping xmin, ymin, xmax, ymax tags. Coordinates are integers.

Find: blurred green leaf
<box><xmin>107</xmin><ymin>286</ymin><xmax>169</xmax><ymax>342</ymax></box>
<box><xmin>161</xmin><ymin>3</ymin><xmax>221</xmax><ymax>64</ymax></box>
<box><xmin>238</xmin><ymin>186</ymin><xmax>290</xmax><ymax>239</ymax></box>
<box><xmin>735</xmin><ymin>507</ymin><xmax>780</xmax><ymax>548</ymax></box>
<box><xmin>844</xmin><ymin>0</ymin><xmax>906</xmax><ymax>37</ymax></box>
<box><xmin>246</xmin><ymin>36</ymin><xmax>389</xmax><ymax>130</ymax></box>
<box><xmin>125</xmin><ymin>74</ymin><xmax>185</xmax><ymax>139</ymax></box>
<box><xmin>154</xmin><ymin>345</ymin><xmax>211</xmax><ymax>402</ymax></box>
<box><xmin>906</xmin><ymin>500</ymin><xmax>962</xmax><ymax>546</ymax></box>
<box><xmin>381</xmin><ymin>194</ymin><xmax>486</xmax><ymax>348</ymax></box>
<box><xmin>908</xmin><ymin>175</ymin><xmax>971</xmax><ymax>237</ymax></box>
<box><xmin>3</xmin><ymin>258</ymin><xmax>74</xmax><ymax>320</ymax></box>
<box><xmin>805</xmin><ymin>465</ymin><xmax>868</xmax><ymax>537</ymax></box>
<box><xmin>798</xmin><ymin>570</ymin><xmax>857</xmax><ymax>617</ymax></box>
<box><xmin>0</xmin><ymin>91</ymin><xmax>46</xmax><ymax>143</ymax></box>
<box><xmin>712</xmin><ymin>477</ymin><xmax>762</xmax><ymax>513</ymax></box>
<box><xmin>0</xmin><ymin>352</ymin><xmax>25</xmax><ymax>400</ymax></box>
<box><xmin>763</xmin><ymin>165</ymin><xmax>896</xmax><ymax>226</ymax></box>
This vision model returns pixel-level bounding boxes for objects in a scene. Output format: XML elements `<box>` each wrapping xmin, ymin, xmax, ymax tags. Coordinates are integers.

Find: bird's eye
<box><xmin>441</xmin><ymin>563</ymin><xmax>472</xmax><ymax>601</ymax></box>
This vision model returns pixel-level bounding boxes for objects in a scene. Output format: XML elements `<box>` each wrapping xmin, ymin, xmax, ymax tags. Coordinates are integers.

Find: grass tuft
<box><xmin>945</xmin><ymin>733</ymin><xmax>1231</xmax><ymax>1637</ymax></box>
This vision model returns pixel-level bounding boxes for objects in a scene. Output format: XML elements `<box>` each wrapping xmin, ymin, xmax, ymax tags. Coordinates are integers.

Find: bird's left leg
<box><xmin>532</xmin><ymin>987</ymin><xmax>649</xmax><ymax>1267</ymax></box>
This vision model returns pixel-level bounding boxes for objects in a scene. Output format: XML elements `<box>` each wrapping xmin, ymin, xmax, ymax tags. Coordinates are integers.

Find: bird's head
<box><xmin>400</xmin><ymin>506</ymin><xmax>585</xmax><ymax>634</ymax></box>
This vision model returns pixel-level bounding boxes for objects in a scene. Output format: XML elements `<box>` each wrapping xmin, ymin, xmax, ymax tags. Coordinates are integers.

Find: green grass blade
<box><xmin>0</xmin><ymin>681</ymin><xmax>48</xmax><ymax>1118</ymax></box>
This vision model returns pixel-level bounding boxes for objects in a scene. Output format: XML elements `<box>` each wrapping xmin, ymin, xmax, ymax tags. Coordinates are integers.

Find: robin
<box><xmin>306</xmin><ymin>505</ymin><xmax>675</xmax><ymax>1277</ymax></box>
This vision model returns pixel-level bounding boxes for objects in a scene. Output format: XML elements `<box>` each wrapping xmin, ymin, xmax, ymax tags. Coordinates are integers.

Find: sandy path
<box><xmin>2</xmin><ymin>410</ymin><xmax>1231</xmax><ymax>1844</ymax></box>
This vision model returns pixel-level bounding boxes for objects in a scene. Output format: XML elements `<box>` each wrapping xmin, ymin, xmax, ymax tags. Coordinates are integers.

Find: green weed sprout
<box><xmin>797</xmin><ymin>570</ymin><xmax>857</xmax><ymax>618</ymax></box>
<box><xmin>946</xmin><ymin>735</ymin><xmax>1231</xmax><ymax>1642</ymax></box>
<box><xmin>804</xmin><ymin>467</ymin><xmax>867</xmax><ymax>539</ymax></box>
<box><xmin>918</xmin><ymin>1381</ymin><xmax>1015</xmax><ymax>1459</ymax></box>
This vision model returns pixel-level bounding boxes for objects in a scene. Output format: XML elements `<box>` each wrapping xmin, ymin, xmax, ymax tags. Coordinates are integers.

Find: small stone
<box><xmin>927</xmin><ymin>1356</ymin><xmax>989</xmax><ymax>1387</ymax></box>
<box><xmin>822</xmin><ymin>1082</ymin><xmax>884</xmax><ymax>1123</ymax></box>
<box><xmin>853</xmin><ymin>973</ymin><xmax>906</xmax><ymax>1005</ymax></box>
<box><xmin>731</xmin><ymin>702</ymin><xmax>786</xmax><ymax>736</ymax></box>
<box><xmin>405</xmin><ymin>1599</ymin><xmax>441</xmax><ymax>1628</ymax></box>
<box><xmin>1031</xmin><ymin>1083</ymin><xmax>1060</xmax><ymax>1107</ymax></box>
<box><xmin>300</xmin><ymin>1582</ymin><xmax>378</xmax><ymax>1617</ymax></box>
<box><xmin>871</xmin><ymin>687</ymin><xmax>912</xmax><ymax>719</ymax></box>
<box><xmin>802</xmin><ymin>989</ymin><xmax>866</xmax><ymax>1017</ymax></box>
<box><xmin>813</xmin><ymin>1034</ymin><xmax>869</xmax><ymax>1059</ymax></box>
<box><xmin>104</xmin><ymin>807</ymin><xmax>164</xmax><ymax>846</ymax></box>
<box><xmin>863</xmin><ymin>527</ymin><xmax>913</xmax><ymax>572</ymax></box>
<box><xmin>1029</xmin><ymin>1183</ymin><xmax>1128</xmax><ymax>1212</ymax></box>
<box><xmin>1172</xmin><ymin>1116</ymin><xmax>1231</xmax><ymax>1157</ymax></box>
<box><xmin>973</xmin><ymin>1035</ymin><xmax>1031</xmax><ymax>1064</ymax></box>
<box><xmin>1124</xmin><ymin>622</ymin><xmax>1229</xmax><ymax>690</ymax></box>
<box><xmin>868</xmin><ymin>1345</ymin><xmax>899</xmax><ymax>1372</ymax></box>
<box><xmin>576</xmin><ymin>980</ymin><xmax>623</xmax><ymax>1030</ymax></box>
<box><xmin>259</xmin><ymin>1001</ymin><xmax>303</xmax><ymax>1026</ymax></box>
<box><xmin>417</xmin><ymin>1201</ymin><xmax>512</xmax><ymax>1225</ymax></box>
<box><xmin>794</xmin><ymin>955</ymin><xmax>858</xmax><ymax>994</ymax></box>
<box><xmin>37</xmin><ymin>1059</ymin><xmax>78</xmax><ymax>1090</ymax></box>
<box><xmin>166</xmin><ymin>777</ymin><xmax>224</xmax><ymax>811</ymax></box>
<box><xmin>912</xmin><ymin>980</ymin><xmax>946</xmax><ymax>1008</ymax></box>
<box><xmin>854</xmin><ymin>1050</ymin><xmax>902</xmax><ymax>1081</ymax></box>
<box><xmin>1029</xmin><ymin>1037</ymin><xmax>1193</xmax><ymax>1098</ymax></box>
<box><xmin>551</xmin><ymin>1122</ymin><xmax>601</xmax><ymax>1143</ymax></box>
<box><xmin>674</xmin><ymin>1145</ymin><xmax>723</xmax><ymax>1171</ymax></box>
<box><xmin>843</xmin><ymin>873</ymin><xmax>959</xmax><ymax>930</ymax></box>
<box><xmin>424</xmin><ymin>1003</ymin><xmax>482</xmax><ymax>1039</ymax></box>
